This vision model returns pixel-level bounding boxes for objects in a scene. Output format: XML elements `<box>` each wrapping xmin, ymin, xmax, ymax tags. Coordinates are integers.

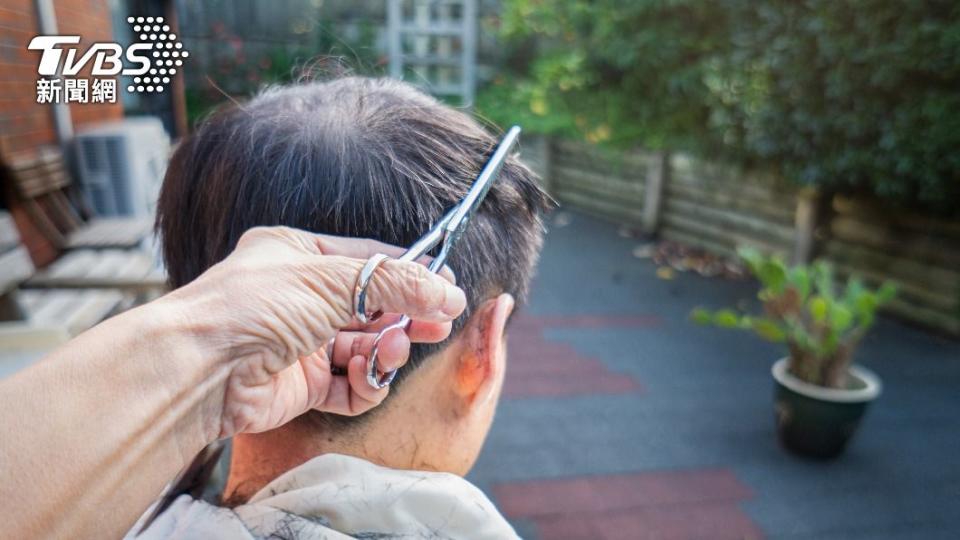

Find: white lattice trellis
<box><xmin>387</xmin><ymin>0</ymin><xmax>477</xmax><ymax>106</ymax></box>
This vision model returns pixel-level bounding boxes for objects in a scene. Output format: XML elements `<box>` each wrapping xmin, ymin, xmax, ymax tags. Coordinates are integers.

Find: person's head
<box><xmin>157</xmin><ymin>76</ymin><xmax>549</xmax><ymax>477</ymax></box>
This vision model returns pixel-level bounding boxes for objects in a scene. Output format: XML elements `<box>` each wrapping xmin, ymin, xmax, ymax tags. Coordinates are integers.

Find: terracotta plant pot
<box><xmin>772</xmin><ymin>358</ymin><xmax>882</xmax><ymax>459</ymax></box>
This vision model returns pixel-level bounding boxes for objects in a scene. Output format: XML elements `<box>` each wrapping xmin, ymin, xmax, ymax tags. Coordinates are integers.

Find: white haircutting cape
<box><xmin>130</xmin><ymin>453</ymin><xmax>518</xmax><ymax>539</ymax></box>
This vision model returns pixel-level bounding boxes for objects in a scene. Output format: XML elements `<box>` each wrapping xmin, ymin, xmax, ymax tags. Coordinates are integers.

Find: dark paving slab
<box><xmin>468</xmin><ymin>211</ymin><xmax>960</xmax><ymax>539</ymax></box>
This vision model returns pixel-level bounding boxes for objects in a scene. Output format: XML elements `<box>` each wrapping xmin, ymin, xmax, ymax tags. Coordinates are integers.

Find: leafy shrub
<box><xmin>184</xmin><ymin>19</ymin><xmax>381</xmax><ymax>125</ymax></box>
<box><xmin>692</xmin><ymin>248</ymin><xmax>896</xmax><ymax>389</ymax></box>
<box><xmin>487</xmin><ymin>0</ymin><xmax>960</xmax><ymax>215</ymax></box>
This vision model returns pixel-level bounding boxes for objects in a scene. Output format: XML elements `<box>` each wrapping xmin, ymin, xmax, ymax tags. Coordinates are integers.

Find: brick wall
<box><xmin>0</xmin><ymin>0</ymin><xmax>123</xmax><ymax>266</ymax></box>
<box><xmin>56</xmin><ymin>0</ymin><xmax>124</xmax><ymax>128</ymax></box>
<box><xmin>0</xmin><ymin>0</ymin><xmax>123</xmax><ymax>154</ymax></box>
<box><xmin>0</xmin><ymin>1</ymin><xmax>56</xmax><ymax>154</ymax></box>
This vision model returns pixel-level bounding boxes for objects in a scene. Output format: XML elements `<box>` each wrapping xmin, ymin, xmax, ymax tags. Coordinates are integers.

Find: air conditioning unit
<box><xmin>73</xmin><ymin>118</ymin><xmax>171</xmax><ymax>217</ymax></box>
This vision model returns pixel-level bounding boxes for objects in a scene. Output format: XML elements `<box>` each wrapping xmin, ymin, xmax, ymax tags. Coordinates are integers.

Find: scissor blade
<box><xmin>396</xmin><ymin>212</ymin><xmax>451</xmax><ymax>264</ymax></box>
<box><xmin>445</xmin><ymin>125</ymin><xmax>522</xmax><ymax>234</ymax></box>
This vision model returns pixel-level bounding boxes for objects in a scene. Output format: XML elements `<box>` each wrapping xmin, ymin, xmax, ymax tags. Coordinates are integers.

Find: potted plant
<box><xmin>692</xmin><ymin>247</ymin><xmax>897</xmax><ymax>459</ymax></box>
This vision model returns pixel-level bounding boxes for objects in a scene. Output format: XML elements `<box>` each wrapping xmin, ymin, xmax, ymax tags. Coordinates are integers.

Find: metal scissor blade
<box><xmin>396</xmin><ymin>206</ymin><xmax>457</xmax><ymax>264</ymax></box>
<box><xmin>397</xmin><ymin>126</ymin><xmax>522</xmax><ymax>268</ymax></box>
<box><xmin>445</xmin><ymin>125</ymin><xmax>522</xmax><ymax>237</ymax></box>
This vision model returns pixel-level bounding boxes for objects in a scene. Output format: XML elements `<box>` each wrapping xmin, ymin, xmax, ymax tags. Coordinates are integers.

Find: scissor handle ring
<box><xmin>366</xmin><ymin>325</ymin><xmax>402</xmax><ymax>389</ymax></box>
<box><xmin>353</xmin><ymin>253</ymin><xmax>390</xmax><ymax>324</ymax></box>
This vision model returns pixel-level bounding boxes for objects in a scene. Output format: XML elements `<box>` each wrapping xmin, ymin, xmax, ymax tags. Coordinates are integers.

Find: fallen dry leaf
<box><xmin>656</xmin><ymin>266</ymin><xmax>676</xmax><ymax>280</ymax></box>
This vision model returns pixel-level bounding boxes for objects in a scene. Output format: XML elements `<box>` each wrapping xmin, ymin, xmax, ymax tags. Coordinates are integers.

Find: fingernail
<box><xmin>443</xmin><ymin>264</ymin><xmax>457</xmax><ymax>282</ymax></box>
<box><xmin>443</xmin><ymin>284</ymin><xmax>467</xmax><ymax>317</ymax></box>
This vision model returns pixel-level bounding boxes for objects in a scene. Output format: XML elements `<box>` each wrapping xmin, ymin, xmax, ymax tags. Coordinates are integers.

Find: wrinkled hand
<box><xmin>165</xmin><ymin>226</ymin><xmax>465</xmax><ymax>439</ymax></box>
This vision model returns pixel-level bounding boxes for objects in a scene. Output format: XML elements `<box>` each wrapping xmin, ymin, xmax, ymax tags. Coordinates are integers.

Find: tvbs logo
<box><xmin>28</xmin><ymin>16</ymin><xmax>188</xmax><ymax>103</ymax></box>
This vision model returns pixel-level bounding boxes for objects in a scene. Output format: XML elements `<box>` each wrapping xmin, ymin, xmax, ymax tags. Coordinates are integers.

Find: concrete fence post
<box><xmin>642</xmin><ymin>150</ymin><xmax>669</xmax><ymax>234</ymax></box>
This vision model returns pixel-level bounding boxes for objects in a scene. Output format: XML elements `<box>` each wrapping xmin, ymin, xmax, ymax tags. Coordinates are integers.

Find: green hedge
<box><xmin>481</xmin><ymin>0</ymin><xmax>960</xmax><ymax>216</ymax></box>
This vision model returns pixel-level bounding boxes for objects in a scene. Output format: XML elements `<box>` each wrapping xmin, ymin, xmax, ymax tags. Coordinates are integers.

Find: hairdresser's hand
<box><xmin>164</xmin><ymin>226</ymin><xmax>465</xmax><ymax>440</ymax></box>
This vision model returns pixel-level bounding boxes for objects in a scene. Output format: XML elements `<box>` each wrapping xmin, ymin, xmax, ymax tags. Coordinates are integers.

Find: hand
<box><xmin>163</xmin><ymin>226</ymin><xmax>466</xmax><ymax>440</ymax></box>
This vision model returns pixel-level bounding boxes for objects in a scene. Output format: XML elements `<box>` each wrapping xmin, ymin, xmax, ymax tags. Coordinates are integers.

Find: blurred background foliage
<box><xmin>478</xmin><ymin>0</ymin><xmax>960</xmax><ymax>216</ymax></box>
<box><xmin>181</xmin><ymin>1</ymin><xmax>384</xmax><ymax>126</ymax></box>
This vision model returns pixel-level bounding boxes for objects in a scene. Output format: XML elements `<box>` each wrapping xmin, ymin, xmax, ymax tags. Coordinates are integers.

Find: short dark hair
<box><xmin>157</xmin><ymin>76</ymin><xmax>549</xmax><ymax>426</ymax></box>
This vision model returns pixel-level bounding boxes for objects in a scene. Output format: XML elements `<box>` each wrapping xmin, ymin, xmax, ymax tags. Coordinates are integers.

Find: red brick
<box><xmin>1</xmin><ymin>1</ymin><xmax>31</xmax><ymax>11</ymax></box>
<box><xmin>0</xmin><ymin>12</ymin><xmax>27</xmax><ymax>25</ymax></box>
<box><xmin>0</xmin><ymin>63</ymin><xmax>42</xmax><ymax>81</ymax></box>
<box><xmin>0</xmin><ymin>21</ymin><xmax>34</xmax><ymax>46</ymax></box>
<box><xmin>1</xmin><ymin>128</ymin><xmax>56</xmax><ymax>154</ymax></box>
<box><xmin>0</xmin><ymin>78</ymin><xmax>45</xmax><ymax>95</ymax></box>
<box><xmin>0</xmin><ymin>110</ymin><xmax>50</xmax><ymax>133</ymax></box>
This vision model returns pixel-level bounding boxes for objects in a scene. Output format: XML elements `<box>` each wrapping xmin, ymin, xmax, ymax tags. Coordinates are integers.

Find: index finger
<box><xmin>360</xmin><ymin>258</ymin><xmax>467</xmax><ymax>323</ymax></box>
<box><xmin>312</xmin><ymin>234</ymin><xmax>456</xmax><ymax>284</ymax></box>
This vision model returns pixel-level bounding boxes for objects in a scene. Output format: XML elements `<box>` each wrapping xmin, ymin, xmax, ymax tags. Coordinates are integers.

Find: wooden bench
<box><xmin>5</xmin><ymin>147</ymin><xmax>154</xmax><ymax>250</ymax></box>
<box><xmin>0</xmin><ymin>211</ymin><xmax>125</xmax><ymax>351</ymax></box>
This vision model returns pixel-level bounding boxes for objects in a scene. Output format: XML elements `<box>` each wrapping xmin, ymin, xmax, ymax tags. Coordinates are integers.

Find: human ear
<box><xmin>453</xmin><ymin>293</ymin><xmax>514</xmax><ymax>409</ymax></box>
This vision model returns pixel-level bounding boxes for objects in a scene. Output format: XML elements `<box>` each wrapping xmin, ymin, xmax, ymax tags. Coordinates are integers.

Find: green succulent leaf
<box><xmin>855</xmin><ymin>292</ymin><xmax>878</xmax><ymax>317</ymax></box>
<box><xmin>830</xmin><ymin>304</ymin><xmax>854</xmax><ymax>333</ymax></box>
<box><xmin>713</xmin><ymin>309</ymin><xmax>741</xmax><ymax>328</ymax></box>
<box><xmin>812</xmin><ymin>261</ymin><xmax>835</xmax><ymax>299</ymax></box>
<box><xmin>690</xmin><ymin>308</ymin><xmax>713</xmax><ymax>325</ymax></box>
<box><xmin>758</xmin><ymin>258</ymin><xmax>788</xmax><ymax>293</ymax></box>
<box><xmin>809</xmin><ymin>295</ymin><xmax>828</xmax><ymax>323</ymax></box>
<box><xmin>788</xmin><ymin>267</ymin><xmax>811</xmax><ymax>300</ymax></box>
<box><xmin>737</xmin><ymin>247</ymin><xmax>764</xmax><ymax>277</ymax></box>
<box><xmin>844</xmin><ymin>277</ymin><xmax>864</xmax><ymax>305</ymax></box>
<box><xmin>877</xmin><ymin>281</ymin><xmax>898</xmax><ymax>303</ymax></box>
<box><xmin>752</xmin><ymin>318</ymin><xmax>786</xmax><ymax>342</ymax></box>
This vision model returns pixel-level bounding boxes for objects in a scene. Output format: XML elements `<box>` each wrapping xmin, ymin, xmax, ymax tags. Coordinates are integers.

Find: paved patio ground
<box><xmin>468</xmin><ymin>211</ymin><xmax>960</xmax><ymax>539</ymax></box>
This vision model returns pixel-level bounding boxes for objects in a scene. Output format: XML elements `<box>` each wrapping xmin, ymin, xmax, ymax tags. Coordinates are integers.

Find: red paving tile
<box><xmin>504</xmin><ymin>313</ymin><xmax>654</xmax><ymax>398</ymax></box>
<box><xmin>494</xmin><ymin>469</ymin><xmax>752</xmax><ymax>516</ymax></box>
<box><xmin>533</xmin><ymin>501</ymin><xmax>763</xmax><ymax>540</ymax></box>
<box><xmin>519</xmin><ymin>315</ymin><xmax>663</xmax><ymax>329</ymax></box>
<box><xmin>507</xmin><ymin>372</ymin><xmax>640</xmax><ymax>397</ymax></box>
<box><xmin>494</xmin><ymin>469</ymin><xmax>762</xmax><ymax>539</ymax></box>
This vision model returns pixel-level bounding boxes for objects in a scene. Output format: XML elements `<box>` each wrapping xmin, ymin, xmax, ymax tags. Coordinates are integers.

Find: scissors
<box><xmin>355</xmin><ymin>125</ymin><xmax>522</xmax><ymax>389</ymax></box>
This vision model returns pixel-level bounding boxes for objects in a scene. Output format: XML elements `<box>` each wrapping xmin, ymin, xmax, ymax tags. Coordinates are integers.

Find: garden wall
<box><xmin>520</xmin><ymin>137</ymin><xmax>960</xmax><ymax>336</ymax></box>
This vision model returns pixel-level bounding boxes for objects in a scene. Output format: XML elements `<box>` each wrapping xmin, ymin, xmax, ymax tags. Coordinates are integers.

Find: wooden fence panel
<box><xmin>660</xmin><ymin>154</ymin><xmax>798</xmax><ymax>259</ymax></box>
<box><xmin>548</xmin><ymin>139</ymin><xmax>649</xmax><ymax>226</ymax></box>
<box><xmin>533</xmin><ymin>136</ymin><xmax>960</xmax><ymax>336</ymax></box>
<box><xmin>518</xmin><ymin>135</ymin><xmax>550</xmax><ymax>183</ymax></box>
<box><xmin>824</xmin><ymin>196</ymin><xmax>960</xmax><ymax>335</ymax></box>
